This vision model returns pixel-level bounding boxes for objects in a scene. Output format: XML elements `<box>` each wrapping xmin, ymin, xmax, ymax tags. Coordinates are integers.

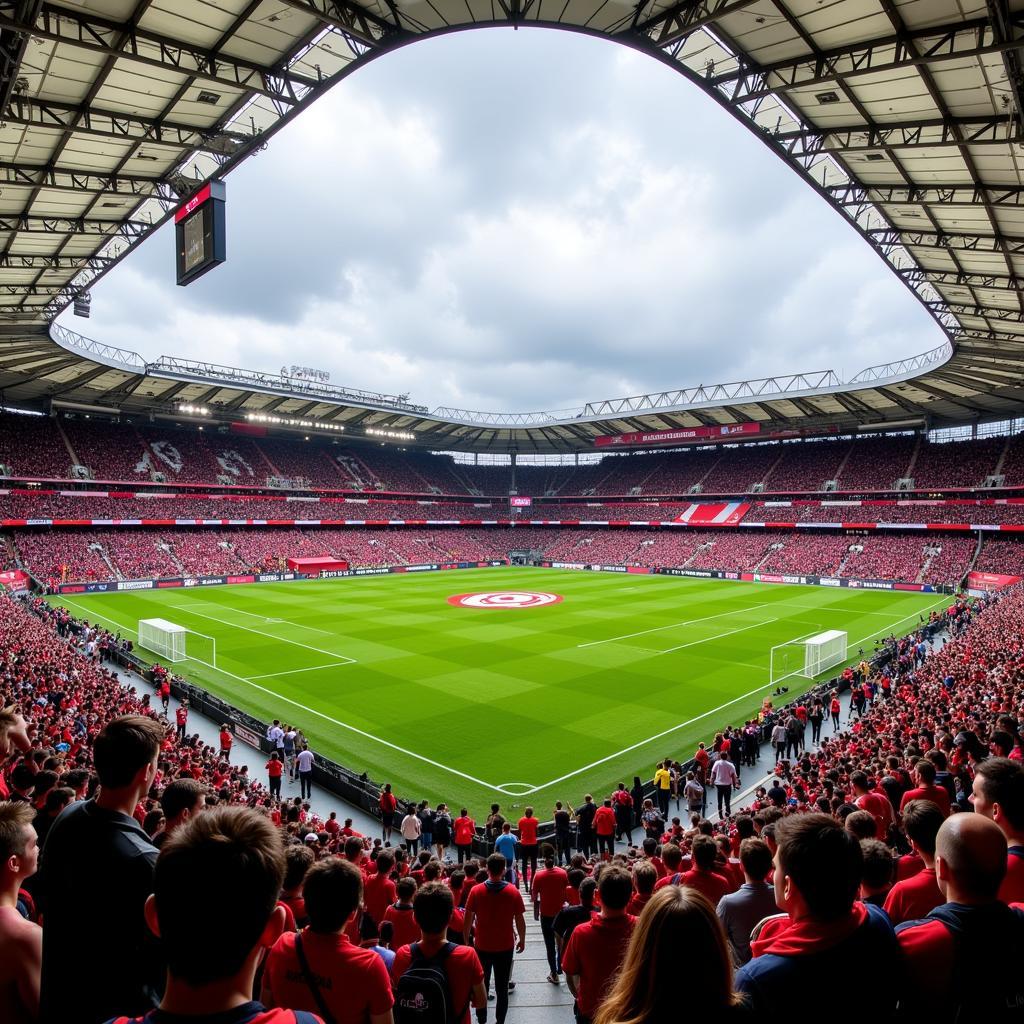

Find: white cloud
<box><xmin>65</xmin><ymin>28</ymin><xmax>942</xmax><ymax>414</ymax></box>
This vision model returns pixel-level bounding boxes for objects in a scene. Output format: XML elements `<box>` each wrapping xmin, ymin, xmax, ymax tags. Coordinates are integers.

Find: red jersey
<box><xmin>464</xmin><ymin>879</ymin><xmax>525</xmax><ymax>953</ymax></box>
<box><xmin>219</xmin><ymin>729</ymin><xmax>232</xmax><ymax>750</ymax></box>
<box><xmin>266</xmin><ymin>759</ymin><xmax>283</xmax><ymax>778</ymax></box>
<box><xmin>856</xmin><ymin>791</ymin><xmax>894</xmax><ymax>839</ymax></box>
<box><xmin>263</xmin><ymin>930</ymin><xmax>393</xmax><ymax>1024</ymax></box>
<box><xmin>175</xmin><ymin>707</ymin><xmax>187</xmax><ymax>727</ymax></box>
<box><xmin>391</xmin><ymin>940</ymin><xmax>484</xmax><ymax>1024</ymax></box>
<box><xmin>363</xmin><ymin>869</ymin><xmax>398</xmax><ymax>926</ymax></box>
<box><xmin>561</xmin><ymin>915</ymin><xmax>636</xmax><ymax>1018</ymax></box>
<box><xmin>883</xmin><ymin>867</ymin><xmax>943</xmax><ymax>925</ymax></box>
<box><xmin>532</xmin><ymin>866</ymin><xmax>569</xmax><ymax>917</ymax></box>
<box><xmin>680</xmin><ymin>868</ymin><xmax>731</xmax><ymax>906</ymax></box>
<box><xmin>594</xmin><ymin>806</ymin><xmax>616</xmax><ymax>836</ymax></box>
<box><xmin>383</xmin><ymin>903</ymin><xmax>420</xmax><ymax>951</ymax></box>
<box><xmin>899</xmin><ymin>784</ymin><xmax>951</xmax><ymax>817</ymax></box>
<box><xmin>517</xmin><ymin>816</ymin><xmax>539</xmax><ymax>845</ymax></box>
<box><xmin>454</xmin><ymin>816</ymin><xmax>475</xmax><ymax>845</ymax></box>
<box><xmin>999</xmin><ymin>847</ymin><xmax>1024</xmax><ymax>903</ymax></box>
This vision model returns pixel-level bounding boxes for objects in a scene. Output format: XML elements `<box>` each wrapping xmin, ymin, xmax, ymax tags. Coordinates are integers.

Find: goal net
<box><xmin>770</xmin><ymin>629</ymin><xmax>848</xmax><ymax>684</ymax></box>
<box><xmin>138</xmin><ymin>618</ymin><xmax>217</xmax><ymax>668</ymax></box>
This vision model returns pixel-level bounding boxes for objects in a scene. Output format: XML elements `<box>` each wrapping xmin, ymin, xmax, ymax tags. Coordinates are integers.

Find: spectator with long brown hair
<box><xmin>594</xmin><ymin>885</ymin><xmax>746</xmax><ymax>1024</ymax></box>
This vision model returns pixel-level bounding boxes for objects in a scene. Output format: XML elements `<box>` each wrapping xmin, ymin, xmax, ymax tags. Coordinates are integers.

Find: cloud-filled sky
<box><xmin>59</xmin><ymin>28</ymin><xmax>942</xmax><ymax>415</ymax></box>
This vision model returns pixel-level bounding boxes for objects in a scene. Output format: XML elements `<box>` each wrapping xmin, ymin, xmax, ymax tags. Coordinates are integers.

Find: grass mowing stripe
<box><xmin>655</xmin><ymin>617</ymin><xmax>779</xmax><ymax>655</ymax></box>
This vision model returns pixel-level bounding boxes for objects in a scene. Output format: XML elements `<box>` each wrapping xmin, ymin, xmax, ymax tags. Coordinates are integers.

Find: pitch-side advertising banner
<box><xmin>595</xmin><ymin>423</ymin><xmax>760</xmax><ymax>448</ymax></box>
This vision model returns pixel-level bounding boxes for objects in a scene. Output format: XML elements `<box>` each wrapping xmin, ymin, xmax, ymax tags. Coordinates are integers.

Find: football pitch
<box><xmin>50</xmin><ymin>567</ymin><xmax>944</xmax><ymax>814</ymax></box>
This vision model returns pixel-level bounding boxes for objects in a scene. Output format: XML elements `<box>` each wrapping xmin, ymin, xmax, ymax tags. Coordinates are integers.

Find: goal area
<box><xmin>770</xmin><ymin>629</ymin><xmax>848</xmax><ymax>685</ymax></box>
<box><xmin>138</xmin><ymin>618</ymin><xmax>217</xmax><ymax>668</ymax></box>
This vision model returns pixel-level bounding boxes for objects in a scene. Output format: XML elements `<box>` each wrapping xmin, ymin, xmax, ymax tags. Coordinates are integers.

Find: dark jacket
<box><xmin>38</xmin><ymin>798</ymin><xmax>161</xmax><ymax>1024</ymax></box>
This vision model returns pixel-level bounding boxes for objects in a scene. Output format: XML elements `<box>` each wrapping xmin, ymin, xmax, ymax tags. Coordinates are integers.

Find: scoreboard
<box><xmin>175</xmin><ymin>180</ymin><xmax>226</xmax><ymax>286</ymax></box>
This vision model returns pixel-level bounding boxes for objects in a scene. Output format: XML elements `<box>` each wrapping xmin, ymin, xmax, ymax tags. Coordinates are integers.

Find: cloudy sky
<box><xmin>58</xmin><ymin>28</ymin><xmax>942</xmax><ymax>415</ymax></box>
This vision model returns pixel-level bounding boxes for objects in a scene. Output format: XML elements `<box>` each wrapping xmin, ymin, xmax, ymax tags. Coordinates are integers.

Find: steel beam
<box><xmin>630</xmin><ymin>0</ymin><xmax>760</xmax><ymax>48</ymax></box>
<box><xmin>0</xmin><ymin>216</ymin><xmax>151</xmax><ymax>237</ymax></box>
<box><xmin>826</xmin><ymin>183</ymin><xmax>1024</xmax><ymax>208</ymax></box>
<box><xmin>0</xmin><ymin>4</ymin><xmax>319</xmax><ymax>106</ymax></box>
<box><xmin>277</xmin><ymin>0</ymin><xmax>406</xmax><ymax>46</ymax></box>
<box><xmin>869</xmin><ymin>228</ymin><xmax>1024</xmax><ymax>253</ymax></box>
<box><xmin>0</xmin><ymin>160</ymin><xmax>170</xmax><ymax>198</ymax></box>
<box><xmin>703</xmin><ymin>15</ymin><xmax>1023</xmax><ymax>102</ymax></box>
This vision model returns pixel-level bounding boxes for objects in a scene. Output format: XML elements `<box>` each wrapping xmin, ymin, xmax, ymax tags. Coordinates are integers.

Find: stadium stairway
<box><xmin>502</xmin><ymin>901</ymin><xmax>575</xmax><ymax>1021</ymax></box>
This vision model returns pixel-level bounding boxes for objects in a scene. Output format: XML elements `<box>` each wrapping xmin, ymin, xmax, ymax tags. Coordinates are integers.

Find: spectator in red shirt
<box><xmin>851</xmin><ymin>771</ymin><xmax>893</xmax><ymax>839</ymax></box>
<box><xmin>105</xmin><ymin>806</ymin><xmax>321</xmax><ymax>1024</ymax></box>
<box><xmin>174</xmin><ymin>701</ymin><xmax>188</xmax><ymax>741</ymax></box>
<box><xmin>379</xmin><ymin>784</ymin><xmax>398</xmax><ymax>844</ymax></box>
<box><xmin>531</xmin><ymin>849</ymin><xmax>569</xmax><ymax>984</ymax></box>
<box><xmin>383</xmin><ymin>877</ymin><xmax>419</xmax><ymax>952</ymax></box>
<box><xmin>516</xmin><ymin>808</ymin><xmax>539</xmax><ymax>891</ymax></box>
<box><xmin>562</xmin><ymin>863</ymin><xmax>636</xmax><ymax>1024</ymax></box>
<box><xmin>364</xmin><ymin>852</ymin><xmax>398</xmax><ymax>927</ymax></box>
<box><xmin>265</xmin><ymin>752</ymin><xmax>283</xmax><ymax>800</ymax></box>
<box><xmin>593</xmin><ymin>800</ymin><xmax>616</xmax><ymax>859</ymax></box>
<box><xmin>626</xmin><ymin>861</ymin><xmax>656</xmax><ymax>917</ymax></box>
<box><xmin>596</xmin><ymin>885</ymin><xmax>744</xmax><ymax>1024</ymax></box>
<box><xmin>971</xmin><ymin>756</ymin><xmax>1024</xmax><ymax>902</ymax></box>
<box><xmin>678</xmin><ymin>836</ymin><xmax>731</xmax><ymax>907</ymax></box>
<box><xmin>263</xmin><ymin>855</ymin><xmax>394</xmax><ymax>1024</ymax></box>
<box><xmin>280</xmin><ymin>845</ymin><xmax>314</xmax><ymax>930</ymax></box>
<box><xmin>154</xmin><ymin>777</ymin><xmax>207</xmax><ymax>850</ymax></box>
<box><xmin>390</xmin><ymin>882</ymin><xmax>486</xmax><ymax>1024</ymax></box>
<box><xmin>464</xmin><ymin>853</ymin><xmax>526</xmax><ymax>1024</ymax></box>
<box><xmin>895</xmin><ymin>813</ymin><xmax>1024</xmax><ymax>1020</ymax></box>
<box><xmin>899</xmin><ymin>759</ymin><xmax>951</xmax><ymax>817</ymax></box>
<box><xmin>454</xmin><ymin>809</ymin><xmax>475</xmax><ymax>865</ymax></box>
<box><xmin>219</xmin><ymin>724</ymin><xmax>233</xmax><ymax>762</ymax></box>
<box><xmin>884</xmin><ymin>800</ymin><xmax>944</xmax><ymax>925</ymax></box>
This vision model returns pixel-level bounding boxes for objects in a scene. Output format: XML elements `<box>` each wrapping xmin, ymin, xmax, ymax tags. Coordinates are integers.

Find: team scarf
<box><xmin>749</xmin><ymin>902</ymin><xmax>868</xmax><ymax>958</ymax></box>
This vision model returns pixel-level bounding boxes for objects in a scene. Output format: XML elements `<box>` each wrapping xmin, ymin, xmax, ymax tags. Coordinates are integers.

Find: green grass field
<box><xmin>49</xmin><ymin>567</ymin><xmax>943</xmax><ymax>815</ymax></box>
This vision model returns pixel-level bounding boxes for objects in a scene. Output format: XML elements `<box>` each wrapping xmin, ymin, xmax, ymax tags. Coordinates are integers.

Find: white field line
<box><xmin>657</xmin><ymin>617</ymin><xmax>778</xmax><ymax>654</ymax></box>
<box><xmin>522</xmin><ymin>595</ymin><xmax>951</xmax><ymax>795</ymax></box>
<box><xmin>576</xmin><ymin>603</ymin><xmax>777</xmax><ymax>649</ymax></box>
<box><xmin>249</xmin><ymin>663</ymin><xmax>353</xmax><ymax>679</ymax></box>
<box><xmin>59</xmin><ymin>599</ymin><xmax>506</xmax><ymax>792</ymax></box>
<box><xmin>156</xmin><ymin>603</ymin><xmax>357</xmax><ymax>666</ymax></box>
<box><xmin>175</xmin><ymin>599</ymin><xmax>339</xmax><ymax>637</ymax></box>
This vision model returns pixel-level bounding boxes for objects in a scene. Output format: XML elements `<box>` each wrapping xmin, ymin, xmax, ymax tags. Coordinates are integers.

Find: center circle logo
<box><xmin>448</xmin><ymin>591</ymin><xmax>564</xmax><ymax>608</ymax></box>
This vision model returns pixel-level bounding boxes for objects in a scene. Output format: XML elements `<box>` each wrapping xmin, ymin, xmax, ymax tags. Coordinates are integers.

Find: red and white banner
<box><xmin>510</xmin><ymin>497</ymin><xmax>532</xmax><ymax>507</ymax></box>
<box><xmin>0</xmin><ymin>569</ymin><xmax>29</xmax><ymax>592</ymax></box>
<box><xmin>595</xmin><ymin>423</ymin><xmax>759</xmax><ymax>448</ymax></box>
<box><xmin>673</xmin><ymin>502</ymin><xmax>750</xmax><ymax>526</ymax></box>
<box><xmin>966</xmin><ymin>571</ymin><xmax>1023</xmax><ymax>591</ymax></box>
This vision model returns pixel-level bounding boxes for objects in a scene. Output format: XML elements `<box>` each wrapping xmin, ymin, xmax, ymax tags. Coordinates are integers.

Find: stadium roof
<box><xmin>0</xmin><ymin>0</ymin><xmax>1023</xmax><ymax>454</ymax></box>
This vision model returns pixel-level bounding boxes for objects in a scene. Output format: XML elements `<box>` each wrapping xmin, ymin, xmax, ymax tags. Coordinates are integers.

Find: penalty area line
<box><xmin>576</xmin><ymin>603</ymin><xmax>777</xmax><ymax>649</ymax></box>
<box><xmin>248</xmin><ymin>663</ymin><xmax>355</xmax><ymax>679</ymax></box>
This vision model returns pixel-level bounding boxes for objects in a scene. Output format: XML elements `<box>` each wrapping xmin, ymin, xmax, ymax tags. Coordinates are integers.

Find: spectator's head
<box><xmin>738</xmin><ymin>838</ymin><xmax>772</xmax><ymax>883</ymax></box>
<box><xmin>914</xmin><ymin>759</ymin><xmax>936</xmax><ymax>786</ymax></box>
<box><xmin>486</xmin><ymin>853</ymin><xmax>506</xmax><ymax>879</ymax></box>
<box><xmin>396</xmin><ymin>876</ymin><xmax>416</xmax><ymax>904</ymax></box>
<box><xmin>596</xmin><ymin>863</ymin><xmax>633</xmax><ymax>913</ymax></box>
<box><xmin>691</xmin><ymin>835</ymin><xmax>717</xmax><ymax>871</ymax></box>
<box><xmin>902</xmin><ymin>799</ymin><xmax>945</xmax><ymax>859</ymax></box>
<box><xmin>579</xmin><ymin>876</ymin><xmax>597</xmax><ymax>909</ymax></box>
<box><xmin>283</xmin><ymin>844</ymin><xmax>315</xmax><ymax>893</ymax></box>
<box><xmin>972</xmin><ymin>757</ymin><xmax>1024</xmax><ymax>838</ymax></box>
<box><xmin>859</xmin><ymin>839</ymin><xmax>894</xmax><ymax>900</ymax></box>
<box><xmin>844</xmin><ymin>810</ymin><xmax>878</xmax><ymax>841</ymax></box>
<box><xmin>146</xmin><ymin>807</ymin><xmax>285</xmax><ymax>991</ymax></box>
<box><xmin>343</xmin><ymin>836</ymin><xmax>364</xmax><ymax>862</ymax></box>
<box><xmin>595</xmin><ymin>886</ymin><xmax>741</xmax><ymax>1024</ymax></box>
<box><xmin>935</xmin><ymin>813</ymin><xmax>1007</xmax><ymax>904</ymax></box>
<box><xmin>633</xmin><ymin>861</ymin><xmax>657</xmax><ymax>896</ymax></box>
<box><xmin>43</xmin><ymin>786</ymin><xmax>73</xmax><ymax>817</ymax></box>
<box><xmin>94</xmin><ymin>715</ymin><xmax>164</xmax><ymax>800</ymax></box>
<box><xmin>160</xmin><ymin>778</ymin><xmax>206</xmax><ymax>834</ymax></box>
<box><xmin>0</xmin><ymin>800</ymin><xmax>38</xmax><ymax>887</ymax></box>
<box><xmin>413</xmin><ymin>881</ymin><xmax>454</xmax><ymax>937</ymax></box>
<box><xmin>375</xmin><ymin>851</ymin><xmax>394</xmax><ymax>876</ymax></box>
<box><xmin>661</xmin><ymin>844</ymin><xmax>683</xmax><ymax>871</ymax></box>
<box><xmin>773</xmin><ymin>813</ymin><xmax>862</xmax><ymax>922</ymax></box>
<box><xmin>850</xmin><ymin>771</ymin><xmax>870</xmax><ymax>795</ymax></box>
<box><xmin>303</xmin><ymin>857</ymin><xmax>364</xmax><ymax>933</ymax></box>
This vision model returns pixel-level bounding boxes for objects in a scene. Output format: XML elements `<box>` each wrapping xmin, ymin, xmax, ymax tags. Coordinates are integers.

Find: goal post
<box><xmin>770</xmin><ymin>629</ymin><xmax>848</xmax><ymax>685</ymax></box>
<box><xmin>138</xmin><ymin>618</ymin><xmax>217</xmax><ymax>669</ymax></box>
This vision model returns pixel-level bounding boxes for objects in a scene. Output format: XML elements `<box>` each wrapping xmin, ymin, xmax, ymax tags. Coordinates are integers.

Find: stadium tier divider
<box><xmin>39</xmin><ymin>599</ymin><xmax>948</xmax><ymax>846</ymax></box>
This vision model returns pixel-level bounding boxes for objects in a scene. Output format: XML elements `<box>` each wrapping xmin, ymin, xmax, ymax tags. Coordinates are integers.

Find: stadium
<box><xmin>2</xmin><ymin>1</ymin><xmax>1024</xmax><ymax>1022</ymax></box>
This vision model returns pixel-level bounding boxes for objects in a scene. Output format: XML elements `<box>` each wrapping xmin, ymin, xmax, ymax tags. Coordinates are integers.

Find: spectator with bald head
<box><xmin>971</xmin><ymin>756</ymin><xmax>1024</xmax><ymax>903</ymax></box>
<box><xmin>896</xmin><ymin>813</ymin><xmax>1024</xmax><ymax>1020</ymax></box>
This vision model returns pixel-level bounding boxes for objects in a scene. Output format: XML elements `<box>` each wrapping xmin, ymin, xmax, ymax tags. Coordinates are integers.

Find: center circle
<box><xmin>447</xmin><ymin>591</ymin><xmax>564</xmax><ymax>608</ymax></box>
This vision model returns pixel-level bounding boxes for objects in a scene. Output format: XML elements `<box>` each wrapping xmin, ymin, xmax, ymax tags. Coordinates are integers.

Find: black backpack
<box><xmin>394</xmin><ymin>941</ymin><xmax>466</xmax><ymax>1024</ymax></box>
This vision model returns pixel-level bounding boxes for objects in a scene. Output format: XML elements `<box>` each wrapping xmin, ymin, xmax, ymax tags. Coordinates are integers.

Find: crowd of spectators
<box><xmin>5</xmin><ymin>415</ymin><xmax>1024</xmax><ymax>501</ymax></box>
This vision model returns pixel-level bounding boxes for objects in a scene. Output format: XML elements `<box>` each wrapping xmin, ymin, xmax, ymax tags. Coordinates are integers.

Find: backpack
<box><xmin>394</xmin><ymin>941</ymin><xmax>467</xmax><ymax>1024</ymax></box>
